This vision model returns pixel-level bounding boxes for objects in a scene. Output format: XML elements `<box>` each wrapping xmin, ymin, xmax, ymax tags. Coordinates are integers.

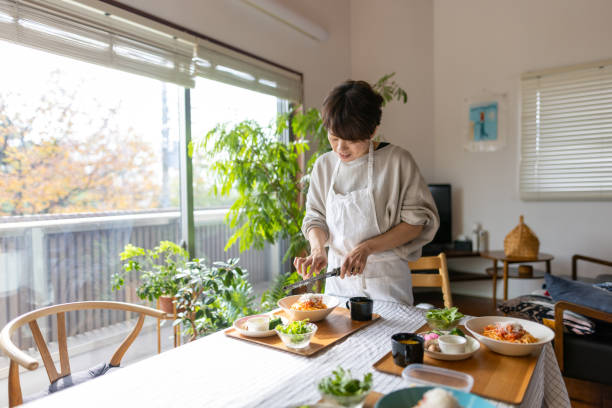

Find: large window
<box><xmin>520</xmin><ymin>61</ymin><xmax>612</xmax><ymax>200</ymax></box>
<box><xmin>0</xmin><ymin>1</ymin><xmax>301</xmax><ymax>401</ymax></box>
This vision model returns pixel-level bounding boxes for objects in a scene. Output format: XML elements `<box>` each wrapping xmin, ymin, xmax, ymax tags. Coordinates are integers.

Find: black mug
<box><xmin>391</xmin><ymin>333</ymin><xmax>424</xmax><ymax>367</ymax></box>
<box><xmin>345</xmin><ymin>297</ymin><xmax>373</xmax><ymax>321</ymax></box>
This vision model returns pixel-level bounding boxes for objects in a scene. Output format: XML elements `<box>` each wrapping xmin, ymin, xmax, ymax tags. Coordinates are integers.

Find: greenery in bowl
<box><xmin>275</xmin><ymin>319</ymin><xmax>316</xmax><ymax>348</ymax></box>
<box><xmin>425</xmin><ymin>307</ymin><xmax>464</xmax><ymax>331</ymax></box>
<box><xmin>318</xmin><ymin>367</ymin><xmax>373</xmax><ymax>407</ymax></box>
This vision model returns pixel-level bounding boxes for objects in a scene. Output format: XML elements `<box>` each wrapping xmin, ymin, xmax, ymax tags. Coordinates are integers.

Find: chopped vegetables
<box><xmin>276</xmin><ymin>319</ymin><xmax>313</xmax><ymax>343</ymax></box>
<box><xmin>318</xmin><ymin>367</ymin><xmax>372</xmax><ymax>397</ymax></box>
<box><xmin>268</xmin><ymin>316</ymin><xmax>283</xmax><ymax>330</ymax></box>
<box><xmin>449</xmin><ymin>327</ymin><xmax>465</xmax><ymax>337</ymax></box>
<box><xmin>425</xmin><ymin>307</ymin><xmax>464</xmax><ymax>328</ymax></box>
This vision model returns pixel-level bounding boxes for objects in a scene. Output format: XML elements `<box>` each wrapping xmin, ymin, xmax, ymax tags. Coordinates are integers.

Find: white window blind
<box><xmin>520</xmin><ymin>61</ymin><xmax>612</xmax><ymax>200</ymax></box>
<box><xmin>0</xmin><ymin>0</ymin><xmax>196</xmax><ymax>87</ymax></box>
<box><xmin>194</xmin><ymin>41</ymin><xmax>302</xmax><ymax>102</ymax></box>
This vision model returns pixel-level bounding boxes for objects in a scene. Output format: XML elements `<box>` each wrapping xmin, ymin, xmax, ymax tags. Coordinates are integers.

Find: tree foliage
<box><xmin>0</xmin><ymin>71</ymin><xmax>160</xmax><ymax>216</ymax></box>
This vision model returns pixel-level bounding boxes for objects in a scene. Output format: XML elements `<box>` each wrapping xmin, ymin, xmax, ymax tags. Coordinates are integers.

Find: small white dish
<box><xmin>438</xmin><ymin>334</ymin><xmax>467</xmax><ymax>354</ymax></box>
<box><xmin>232</xmin><ymin>314</ymin><xmax>286</xmax><ymax>338</ymax></box>
<box><xmin>425</xmin><ymin>336</ymin><xmax>480</xmax><ymax>361</ymax></box>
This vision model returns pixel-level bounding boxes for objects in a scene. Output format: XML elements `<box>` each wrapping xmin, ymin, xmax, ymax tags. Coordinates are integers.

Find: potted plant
<box><xmin>112</xmin><ymin>240</ymin><xmax>189</xmax><ymax>313</ymax></box>
<box><xmin>172</xmin><ymin>258</ymin><xmax>257</xmax><ymax>341</ymax></box>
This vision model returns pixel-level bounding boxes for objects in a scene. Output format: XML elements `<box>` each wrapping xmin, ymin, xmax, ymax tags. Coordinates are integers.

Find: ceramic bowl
<box><xmin>374</xmin><ymin>386</ymin><xmax>494</xmax><ymax>408</ymax></box>
<box><xmin>278</xmin><ymin>294</ymin><xmax>339</xmax><ymax>322</ymax></box>
<box><xmin>465</xmin><ymin>316</ymin><xmax>554</xmax><ymax>357</ymax></box>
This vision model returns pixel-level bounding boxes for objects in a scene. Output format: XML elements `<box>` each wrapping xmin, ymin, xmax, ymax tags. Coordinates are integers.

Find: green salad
<box><xmin>426</xmin><ymin>307</ymin><xmax>464</xmax><ymax>324</ymax></box>
<box><xmin>318</xmin><ymin>367</ymin><xmax>373</xmax><ymax>397</ymax></box>
<box><xmin>268</xmin><ymin>316</ymin><xmax>283</xmax><ymax>330</ymax></box>
<box><xmin>276</xmin><ymin>319</ymin><xmax>312</xmax><ymax>343</ymax></box>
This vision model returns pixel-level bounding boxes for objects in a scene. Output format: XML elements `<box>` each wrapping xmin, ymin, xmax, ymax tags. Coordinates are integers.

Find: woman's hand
<box><xmin>293</xmin><ymin>248</ymin><xmax>328</xmax><ymax>279</ymax></box>
<box><xmin>341</xmin><ymin>242</ymin><xmax>373</xmax><ymax>279</ymax></box>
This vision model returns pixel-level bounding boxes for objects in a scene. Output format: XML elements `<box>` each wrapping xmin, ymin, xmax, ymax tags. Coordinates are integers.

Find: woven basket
<box><xmin>504</xmin><ymin>215</ymin><xmax>539</xmax><ymax>258</ymax></box>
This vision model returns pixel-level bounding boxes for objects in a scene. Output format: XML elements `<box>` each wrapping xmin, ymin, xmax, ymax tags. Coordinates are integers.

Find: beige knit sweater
<box><xmin>302</xmin><ymin>144</ymin><xmax>440</xmax><ymax>261</ymax></box>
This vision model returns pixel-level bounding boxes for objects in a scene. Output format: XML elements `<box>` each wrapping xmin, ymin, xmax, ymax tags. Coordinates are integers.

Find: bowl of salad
<box><xmin>318</xmin><ymin>367</ymin><xmax>372</xmax><ymax>408</ymax></box>
<box><xmin>425</xmin><ymin>307</ymin><xmax>464</xmax><ymax>332</ymax></box>
<box><xmin>275</xmin><ymin>319</ymin><xmax>317</xmax><ymax>349</ymax></box>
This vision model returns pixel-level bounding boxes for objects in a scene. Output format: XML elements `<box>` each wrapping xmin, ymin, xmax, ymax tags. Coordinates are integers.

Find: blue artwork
<box><xmin>469</xmin><ymin>102</ymin><xmax>498</xmax><ymax>141</ymax></box>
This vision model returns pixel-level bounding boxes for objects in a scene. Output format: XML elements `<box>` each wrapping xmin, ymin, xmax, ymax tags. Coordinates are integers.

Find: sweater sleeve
<box><xmin>301</xmin><ymin>156</ymin><xmax>330</xmax><ymax>241</ymax></box>
<box><xmin>393</xmin><ymin>151</ymin><xmax>440</xmax><ymax>260</ymax></box>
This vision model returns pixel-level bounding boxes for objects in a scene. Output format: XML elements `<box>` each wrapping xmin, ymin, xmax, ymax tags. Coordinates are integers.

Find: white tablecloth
<box><xmin>25</xmin><ymin>299</ymin><xmax>570</xmax><ymax>407</ymax></box>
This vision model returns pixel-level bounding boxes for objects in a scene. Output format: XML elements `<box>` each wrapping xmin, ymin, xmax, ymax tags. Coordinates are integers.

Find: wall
<box><xmin>434</xmin><ymin>0</ymin><xmax>612</xmax><ymax>279</ymax></box>
<box><xmin>350</xmin><ymin>0</ymin><xmax>435</xmax><ymax>180</ymax></box>
<box><xmin>116</xmin><ymin>0</ymin><xmax>351</xmax><ymax>112</ymax></box>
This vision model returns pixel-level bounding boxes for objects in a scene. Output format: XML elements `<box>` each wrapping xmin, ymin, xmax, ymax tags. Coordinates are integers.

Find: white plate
<box><xmin>232</xmin><ymin>314</ymin><xmax>286</xmax><ymax>338</ymax></box>
<box><xmin>424</xmin><ymin>335</ymin><xmax>480</xmax><ymax>361</ymax></box>
<box><xmin>465</xmin><ymin>316</ymin><xmax>554</xmax><ymax>357</ymax></box>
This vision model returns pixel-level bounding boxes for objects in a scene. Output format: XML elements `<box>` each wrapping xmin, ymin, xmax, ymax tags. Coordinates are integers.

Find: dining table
<box><xmin>23</xmin><ymin>298</ymin><xmax>571</xmax><ymax>408</ymax></box>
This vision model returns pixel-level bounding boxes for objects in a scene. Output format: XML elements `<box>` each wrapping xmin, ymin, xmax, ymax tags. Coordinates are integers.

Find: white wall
<box><xmin>116</xmin><ymin>0</ymin><xmax>351</xmax><ymax>111</ymax></box>
<box><xmin>350</xmin><ymin>0</ymin><xmax>435</xmax><ymax>180</ymax></box>
<box><xmin>433</xmin><ymin>0</ymin><xmax>612</xmax><ymax>279</ymax></box>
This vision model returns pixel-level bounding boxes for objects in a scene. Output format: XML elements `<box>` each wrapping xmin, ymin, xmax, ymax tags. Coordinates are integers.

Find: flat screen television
<box><xmin>427</xmin><ymin>184</ymin><xmax>452</xmax><ymax>246</ymax></box>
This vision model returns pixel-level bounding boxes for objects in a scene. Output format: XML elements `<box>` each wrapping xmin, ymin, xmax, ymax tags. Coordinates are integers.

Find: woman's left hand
<box><xmin>341</xmin><ymin>242</ymin><xmax>372</xmax><ymax>279</ymax></box>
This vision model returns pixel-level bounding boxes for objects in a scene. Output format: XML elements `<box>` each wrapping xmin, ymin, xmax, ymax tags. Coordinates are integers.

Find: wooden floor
<box><xmin>414</xmin><ymin>292</ymin><xmax>612</xmax><ymax>408</ymax></box>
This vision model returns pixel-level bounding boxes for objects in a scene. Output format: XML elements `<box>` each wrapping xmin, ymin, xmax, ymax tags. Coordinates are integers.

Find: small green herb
<box><xmin>426</xmin><ymin>307</ymin><xmax>464</xmax><ymax>324</ymax></box>
<box><xmin>318</xmin><ymin>367</ymin><xmax>373</xmax><ymax>397</ymax></box>
<box><xmin>268</xmin><ymin>317</ymin><xmax>283</xmax><ymax>330</ymax></box>
<box><xmin>450</xmin><ymin>327</ymin><xmax>465</xmax><ymax>337</ymax></box>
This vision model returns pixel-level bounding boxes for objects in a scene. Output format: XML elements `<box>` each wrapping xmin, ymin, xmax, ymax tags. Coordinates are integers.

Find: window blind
<box><xmin>520</xmin><ymin>61</ymin><xmax>612</xmax><ymax>200</ymax></box>
<box><xmin>194</xmin><ymin>41</ymin><xmax>302</xmax><ymax>102</ymax></box>
<box><xmin>0</xmin><ymin>0</ymin><xmax>196</xmax><ymax>87</ymax></box>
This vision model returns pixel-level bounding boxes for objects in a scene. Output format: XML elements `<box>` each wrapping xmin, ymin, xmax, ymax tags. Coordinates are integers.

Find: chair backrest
<box><xmin>408</xmin><ymin>253</ymin><xmax>453</xmax><ymax>308</ymax></box>
<box><xmin>0</xmin><ymin>301</ymin><xmax>168</xmax><ymax>407</ymax></box>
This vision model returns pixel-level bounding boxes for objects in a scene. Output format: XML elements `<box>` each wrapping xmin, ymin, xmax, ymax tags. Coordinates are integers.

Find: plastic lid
<box><xmin>401</xmin><ymin>364</ymin><xmax>474</xmax><ymax>392</ymax></box>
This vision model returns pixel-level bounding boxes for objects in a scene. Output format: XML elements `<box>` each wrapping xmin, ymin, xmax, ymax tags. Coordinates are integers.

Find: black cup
<box><xmin>345</xmin><ymin>297</ymin><xmax>373</xmax><ymax>321</ymax></box>
<box><xmin>391</xmin><ymin>333</ymin><xmax>424</xmax><ymax>367</ymax></box>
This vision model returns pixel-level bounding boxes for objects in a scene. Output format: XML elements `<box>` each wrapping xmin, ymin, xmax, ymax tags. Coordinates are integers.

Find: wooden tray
<box><xmin>372</xmin><ymin>325</ymin><xmax>539</xmax><ymax>405</ymax></box>
<box><xmin>225</xmin><ymin>308</ymin><xmax>380</xmax><ymax>357</ymax></box>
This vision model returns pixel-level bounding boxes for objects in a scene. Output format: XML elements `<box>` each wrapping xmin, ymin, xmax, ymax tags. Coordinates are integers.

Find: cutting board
<box><xmin>372</xmin><ymin>325</ymin><xmax>539</xmax><ymax>405</ymax></box>
<box><xmin>225</xmin><ymin>307</ymin><xmax>380</xmax><ymax>357</ymax></box>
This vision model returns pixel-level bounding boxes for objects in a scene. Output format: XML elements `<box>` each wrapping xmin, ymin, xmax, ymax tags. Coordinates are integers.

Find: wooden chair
<box><xmin>0</xmin><ymin>301</ymin><xmax>168</xmax><ymax>407</ymax></box>
<box><xmin>409</xmin><ymin>253</ymin><xmax>453</xmax><ymax>308</ymax></box>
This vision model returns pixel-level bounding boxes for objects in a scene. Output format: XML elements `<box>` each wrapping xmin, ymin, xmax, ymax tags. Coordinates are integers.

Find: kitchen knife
<box><xmin>282</xmin><ymin>267</ymin><xmax>341</xmax><ymax>292</ymax></box>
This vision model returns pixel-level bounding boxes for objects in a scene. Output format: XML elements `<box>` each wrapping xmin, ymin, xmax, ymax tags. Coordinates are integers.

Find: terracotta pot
<box><xmin>158</xmin><ymin>295</ymin><xmax>176</xmax><ymax>314</ymax></box>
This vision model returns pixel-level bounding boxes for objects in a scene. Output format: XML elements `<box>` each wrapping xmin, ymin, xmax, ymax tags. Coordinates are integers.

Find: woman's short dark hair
<box><xmin>321</xmin><ymin>80</ymin><xmax>384</xmax><ymax>141</ymax></box>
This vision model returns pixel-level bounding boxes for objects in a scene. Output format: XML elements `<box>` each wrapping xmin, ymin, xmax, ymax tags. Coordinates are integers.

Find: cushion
<box><xmin>23</xmin><ymin>363</ymin><xmax>119</xmax><ymax>403</ymax></box>
<box><xmin>545</xmin><ymin>274</ymin><xmax>612</xmax><ymax>314</ymax></box>
<box><xmin>564</xmin><ymin>332</ymin><xmax>612</xmax><ymax>385</ymax></box>
<box><xmin>498</xmin><ymin>294</ymin><xmax>594</xmax><ymax>335</ymax></box>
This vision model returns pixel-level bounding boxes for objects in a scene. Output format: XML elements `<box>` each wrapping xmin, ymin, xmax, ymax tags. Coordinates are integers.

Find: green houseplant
<box><xmin>172</xmin><ymin>258</ymin><xmax>256</xmax><ymax>341</ymax></box>
<box><xmin>112</xmin><ymin>240</ymin><xmax>189</xmax><ymax>313</ymax></box>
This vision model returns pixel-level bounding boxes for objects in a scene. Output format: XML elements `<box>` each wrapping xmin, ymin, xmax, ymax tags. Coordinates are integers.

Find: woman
<box><xmin>293</xmin><ymin>80</ymin><xmax>439</xmax><ymax>305</ymax></box>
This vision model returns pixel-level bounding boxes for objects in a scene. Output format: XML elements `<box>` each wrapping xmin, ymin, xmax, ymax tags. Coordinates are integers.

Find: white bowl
<box><xmin>278</xmin><ymin>294</ymin><xmax>339</xmax><ymax>322</ymax></box>
<box><xmin>425</xmin><ymin>336</ymin><xmax>480</xmax><ymax>361</ymax></box>
<box><xmin>465</xmin><ymin>316</ymin><xmax>554</xmax><ymax>357</ymax></box>
<box><xmin>232</xmin><ymin>314</ymin><xmax>286</xmax><ymax>338</ymax></box>
<box><xmin>438</xmin><ymin>334</ymin><xmax>467</xmax><ymax>354</ymax></box>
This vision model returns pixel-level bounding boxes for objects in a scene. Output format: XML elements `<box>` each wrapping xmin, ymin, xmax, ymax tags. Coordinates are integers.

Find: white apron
<box><xmin>324</xmin><ymin>142</ymin><xmax>413</xmax><ymax>305</ymax></box>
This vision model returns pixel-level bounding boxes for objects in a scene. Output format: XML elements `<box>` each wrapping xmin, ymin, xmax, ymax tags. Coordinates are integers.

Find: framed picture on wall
<box><xmin>464</xmin><ymin>91</ymin><xmax>507</xmax><ymax>152</ymax></box>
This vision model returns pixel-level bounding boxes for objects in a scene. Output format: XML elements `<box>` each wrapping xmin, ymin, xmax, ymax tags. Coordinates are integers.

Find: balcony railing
<box><xmin>0</xmin><ymin>209</ymin><xmax>288</xmax><ymax>350</ymax></box>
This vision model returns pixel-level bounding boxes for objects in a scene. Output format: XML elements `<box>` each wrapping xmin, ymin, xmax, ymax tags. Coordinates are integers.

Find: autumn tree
<box><xmin>0</xmin><ymin>70</ymin><xmax>161</xmax><ymax>216</ymax></box>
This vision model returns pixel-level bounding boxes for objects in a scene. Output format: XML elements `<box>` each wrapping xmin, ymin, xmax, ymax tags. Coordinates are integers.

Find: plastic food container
<box><xmin>401</xmin><ymin>364</ymin><xmax>474</xmax><ymax>392</ymax></box>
